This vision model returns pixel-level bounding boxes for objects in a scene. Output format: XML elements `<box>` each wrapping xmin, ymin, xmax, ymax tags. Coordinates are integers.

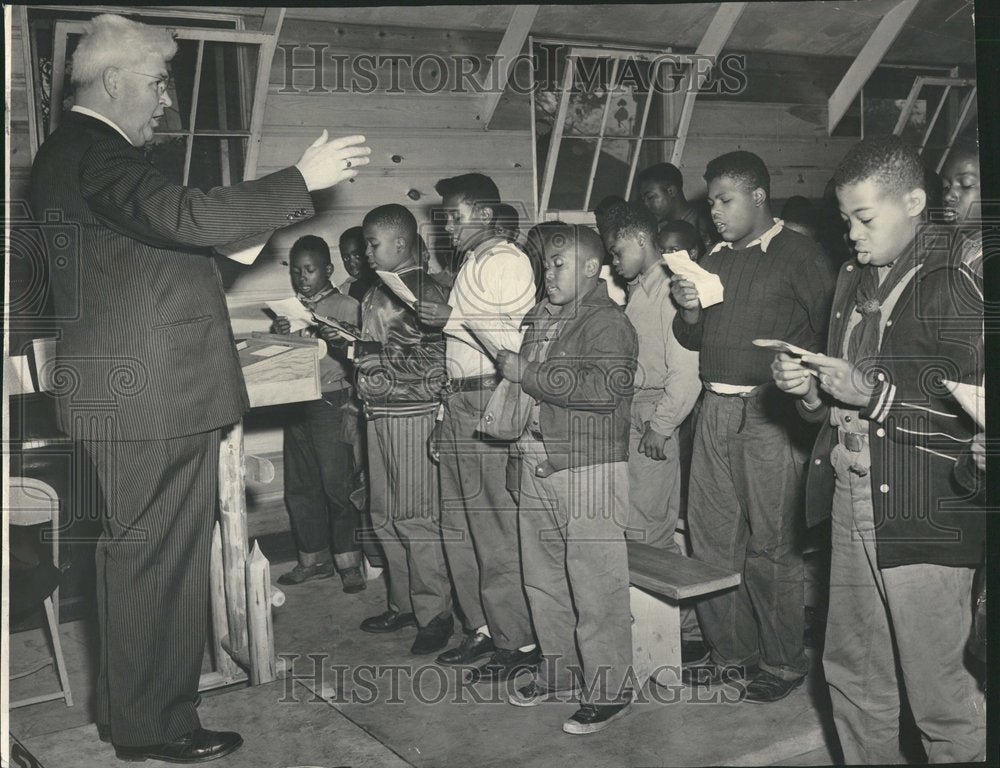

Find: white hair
<box><xmin>70</xmin><ymin>14</ymin><xmax>177</xmax><ymax>87</ymax></box>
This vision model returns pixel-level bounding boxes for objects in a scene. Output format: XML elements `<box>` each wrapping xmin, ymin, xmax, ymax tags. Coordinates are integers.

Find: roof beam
<box><xmin>827</xmin><ymin>0</ymin><xmax>921</xmax><ymax>134</ymax></box>
<box><xmin>481</xmin><ymin>5</ymin><xmax>538</xmax><ymax>128</ymax></box>
<box><xmin>669</xmin><ymin>2</ymin><xmax>747</xmax><ymax>167</ymax></box>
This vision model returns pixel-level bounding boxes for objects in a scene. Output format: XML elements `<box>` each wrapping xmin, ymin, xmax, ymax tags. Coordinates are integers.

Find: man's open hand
<box><xmin>295</xmin><ymin>132</ymin><xmax>372</xmax><ymax>192</ymax></box>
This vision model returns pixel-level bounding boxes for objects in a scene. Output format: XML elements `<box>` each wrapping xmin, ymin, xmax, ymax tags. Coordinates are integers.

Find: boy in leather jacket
<box><xmin>353</xmin><ymin>204</ymin><xmax>455</xmax><ymax>657</ymax></box>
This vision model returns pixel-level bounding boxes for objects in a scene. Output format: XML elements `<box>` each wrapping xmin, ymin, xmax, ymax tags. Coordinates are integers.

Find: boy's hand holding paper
<box><xmin>663</xmin><ymin>250</ymin><xmax>724</xmax><ymax>307</ymax></box>
<box><xmin>265</xmin><ymin>297</ymin><xmax>313</xmax><ymax>333</ymax></box>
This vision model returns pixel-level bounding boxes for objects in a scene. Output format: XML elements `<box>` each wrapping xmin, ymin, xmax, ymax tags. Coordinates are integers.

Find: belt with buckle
<box><xmin>838</xmin><ymin>430</ymin><xmax>867</xmax><ymax>453</ymax></box>
<box><xmin>446</xmin><ymin>373</ymin><xmax>501</xmax><ymax>393</ymax></box>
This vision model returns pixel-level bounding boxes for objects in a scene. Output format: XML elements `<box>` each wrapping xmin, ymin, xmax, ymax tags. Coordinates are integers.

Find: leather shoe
<box><xmin>114</xmin><ymin>728</ymin><xmax>242</xmax><ymax>763</ymax></box>
<box><xmin>681</xmin><ymin>660</ymin><xmax>757</xmax><ymax>688</ymax></box>
<box><xmin>742</xmin><ymin>669</ymin><xmax>804</xmax><ymax>703</ymax></box>
<box><xmin>410</xmin><ymin>614</ymin><xmax>454</xmax><ymax>655</ymax></box>
<box><xmin>467</xmin><ymin>646</ymin><xmax>541</xmax><ymax>683</ymax></box>
<box><xmin>436</xmin><ymin>631</ymin><xmax>495</xmax><ymax>666</ymax></box>
<box><xmin>360</xmin><ymin>609</ymin><xmax>416</xmax><ymax>634</ymax></box>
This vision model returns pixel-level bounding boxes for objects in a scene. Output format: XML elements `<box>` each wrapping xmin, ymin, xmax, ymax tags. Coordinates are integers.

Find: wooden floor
<box><xmin>10</xmin><ymin>564</ymin><xmax>838</xmax><ymax>767</ymax></box>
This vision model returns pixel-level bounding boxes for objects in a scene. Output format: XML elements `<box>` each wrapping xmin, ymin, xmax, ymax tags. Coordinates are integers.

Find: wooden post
<box><xmin>245</xmin><ymin>541</ymin><xmax>277</xmax><ymax>685</ymax></box>
<box><xmin>209</xmin><ymin>523</ymin><xmax>241</xmax><ymax>681</ymax></box>
<box><xmin>218</xmin><ymin>422</ymin><xmax>250</xmax><ymax>667</ymax></box>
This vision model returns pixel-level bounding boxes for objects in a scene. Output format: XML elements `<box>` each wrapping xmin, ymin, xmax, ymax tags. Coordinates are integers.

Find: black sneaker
<box><xmin>742</xmin><ymin>669</ymin><xmax>804</xmax><ymax>703</ymax></box>
<box><xmin>467</xmin><ymin>647</ymin><xmax>541</xmax><ymax>683</ymax></box>
<box><xmin>562</xmin><ymin>701</ymin><xmax>632</xmax><ymax>734</ymax></box>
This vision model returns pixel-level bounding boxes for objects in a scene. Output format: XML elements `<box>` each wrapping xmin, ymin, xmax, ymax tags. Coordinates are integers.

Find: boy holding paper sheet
<box><xmin>353</xmin><ymin>204</ymin><xmax>456</xmax><ymax>656</ymax></box>
<box><xmin>670</xmin><ymin>150</ymin><xmax>833</xmax><ymax>703</ymax></box>
<box><xmin>271</xmin><ymin>235</ymin><xmax>366</xmax><ymax>593</ymax></box>
<box><xmin>771</xmin><ymin>138</ymin><xmax>985</xmax><ymax>762</ymax></box>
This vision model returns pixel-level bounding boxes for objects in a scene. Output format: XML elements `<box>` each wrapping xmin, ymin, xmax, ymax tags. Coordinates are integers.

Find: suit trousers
<box><xmin>438</xmin><ymin>388</ymin><xmax>534</xmax><ymax>649</ymax></box>
<box><xmin>84</xmin><ymin>429</ymin><xmax>221</xmax><ymax>747</ymax></box>
<box><xmin>283</xmin><ymin>393</ymin><xmax>361</xmax><ymax>565</ymax></box>
<box><xmin>823</xmin><ymin>443</ymin><xmax>986</xmax><ymax>764</ymax></box>
<box><xmin>367</xmin><ymin>413</ymin><xmax>452</xmax><ymax>626</ymax></box>
<box><xmin>517</xmin><ymin>435</ymin><xmax>633</xmax><ymax>702</ymax></box>
<box><xmin>688</xmin><ymin>388</ymin><xmax>808</xmax><ymax>680</ymax></box>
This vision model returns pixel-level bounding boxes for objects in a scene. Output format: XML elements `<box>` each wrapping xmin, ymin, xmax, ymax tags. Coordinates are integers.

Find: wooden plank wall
<box><xmin>9</xmin><ymin>11</ymin><xmax>34</xmax><ymax>216</ymax></box>
<box><xmin>226</xmin><ymin>17</ymin><xmax>534</xmax><ymax>331</ymax></box>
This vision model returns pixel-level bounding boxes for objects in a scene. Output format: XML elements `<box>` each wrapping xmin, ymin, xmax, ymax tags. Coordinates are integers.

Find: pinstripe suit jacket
<box><xmin>29</xmin><ymin>111</ymin><xmax>315</xmax><ymax>441</ymax></box>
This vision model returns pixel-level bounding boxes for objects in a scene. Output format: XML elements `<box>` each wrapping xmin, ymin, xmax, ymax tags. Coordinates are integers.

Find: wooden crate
<box><xmin>238</xmin><ymin>332</ymin><xmax>322</xmax><ymax>408</ymax></box>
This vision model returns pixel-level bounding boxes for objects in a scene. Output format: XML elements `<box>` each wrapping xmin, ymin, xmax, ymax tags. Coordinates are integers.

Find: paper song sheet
<box><xmin>313</xmin><ymin>313</ymin><xmax>360</xmax><ymax>342</ymax></box>
<box><xmin>376</xmin><ymin>270</ymin><xmax>419</xmax><ymax>308</ymax></box>
<box><xmin>663</xmin><ymin>250</ymin><xmax>724</xmax><ymax>308</ymax></box>
<box><xmin>265</xmin><ymin>297</ymin><xmax>313</xmax><ymax>333</ymax></box>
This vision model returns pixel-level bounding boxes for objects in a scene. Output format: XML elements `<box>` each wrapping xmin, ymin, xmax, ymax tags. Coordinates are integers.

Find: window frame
<box><xmin>24</xmin><ymin>7</ymin><xmax>277</xmax><ymax>184</ymax></box>
<box><xmin>531</xmin><ymin>38</ymin><xmax>701</xmax><ymax>221</ymax></box>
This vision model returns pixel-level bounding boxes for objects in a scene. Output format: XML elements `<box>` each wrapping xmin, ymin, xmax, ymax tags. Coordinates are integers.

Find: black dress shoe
<box><xmin>742</xmin><ymin>669</ymin><xmax>805</xmax><ymax>703</ymax></box>
<box><xmin>360</xmin><ymin>609</ymin><xmax>417</xmax><ymax>634</ymax></box>
<box><xmin>681</xmin><ymin>660</ymin><xmax>757</xmax><ymax>689</ymax></box>
<box><xmin>436</xmin><ymin>631</ymin><xmax>495</xmax><ymax>666</ymax></box>
<box><xmin>114</xmin><ymin>728</ymin><xmax>242</xmax><ymax>763</ymax></box>
<box><xmin>681</xmin><ymin>639</ymin><xmax>710</xmax><ymax>664</ymax></box>
<box><xmin>410</xmin><ymin>614</ymin><xmax>454</xmax><ymax>655</ymax></box>
<box><xmin>467</xmin><ymin>646</ymin><xmax>541</xmax><ymax>683</ymax></box>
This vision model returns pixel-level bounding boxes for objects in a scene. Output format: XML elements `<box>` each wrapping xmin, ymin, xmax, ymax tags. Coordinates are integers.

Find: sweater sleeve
<box><xmin>650</xmin><ymin>303</ymin><xmax>701</xmax><ymax>435</ymax></box>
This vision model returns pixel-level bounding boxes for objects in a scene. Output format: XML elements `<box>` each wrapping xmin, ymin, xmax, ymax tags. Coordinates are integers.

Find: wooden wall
<box><xmin>226</xmin><ymin>17</ymin><xmax>534</xmax><ymax>333</ymax></box>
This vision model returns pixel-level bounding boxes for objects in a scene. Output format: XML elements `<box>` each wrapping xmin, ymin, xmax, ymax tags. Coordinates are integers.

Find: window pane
<box><xmin>590</xmin><ymin>139</ymin><xmax>636</xmax><ymax>205</ymax></box>
<box><xmin>195</xmin><ymin>42</ymin><xmax>256</xmax><ymax>132</ymax></box>
<box><xmin>188</xmin><ymin>137</ymin><xmax>246</xmax><ymax>191</ymax></box>
<box><xmin>563</xmin><ymin>56</ymin><xmax>613</xmax><ymax>137</ymax></box>
<box><xmin>146</xmin><ymin>135</ymin><xmax>188</xmax><ymax>185</ymax></box>
<box><xmin>547</xmin><ymin>138</ymin><xmax>597</xmax><ymax>211</ymax></box>
<box><xmin>161</xmin><ymin>38</ymin><xmax>199</xmax><ymax>133</ymax></box>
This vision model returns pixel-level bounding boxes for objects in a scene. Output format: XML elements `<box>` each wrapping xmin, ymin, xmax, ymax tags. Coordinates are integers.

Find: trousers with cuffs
<box><xmin>688</xmin><ymin>386</ymin><xmax>809</xmax><ymax>681</ymax></box>
<box><xmin>282</xmin><ymin>391</ymin><xmax>362</xmax><ymax>568</ymax></box>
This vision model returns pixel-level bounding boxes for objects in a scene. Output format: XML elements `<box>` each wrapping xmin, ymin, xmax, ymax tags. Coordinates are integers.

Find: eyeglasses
<box><xmin>120</xmin><ymin>68</ymin><xmax>173</xmax><ymax>97</ymax></box>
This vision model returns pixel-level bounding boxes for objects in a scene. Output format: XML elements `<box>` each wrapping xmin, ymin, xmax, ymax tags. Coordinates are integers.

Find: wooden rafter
<box><xmin>827</xmin><ymin>0</ymin><xmax>921</xmax><ymax>135</ymax></box>
<box><xmin>482</xmin><ymin>5</ymin><xmax>538</xmax><ymax>128</ymax></box>
<box><xmin>669</xmin><ymin>2</ymin><xmax>746</xmax><ymax>167</ymax></box>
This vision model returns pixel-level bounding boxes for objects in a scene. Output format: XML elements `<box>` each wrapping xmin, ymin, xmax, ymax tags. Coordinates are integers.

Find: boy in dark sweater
<box><xmin>272</xmin><ymin>235</ymin><xmax>365</xmax><ymax>593</ymax></box>
<box><xmin>772</xmin><ymin>138</ymin><xmax>985</xmax><ymax>762</ymax></box>
<box><xmin>497</xmin><ymin>224</ymin><xmax>638</xmax><ymax>734</ymax></box>
<box><xmin>670</xmin><ymin>151</ymin><xmax>833</xmax><ymax>703</ymax></box>
<box><xmin>354</xmin><ymin>204</ymin><xmax>455</xmax><ymax>656</ymax></box>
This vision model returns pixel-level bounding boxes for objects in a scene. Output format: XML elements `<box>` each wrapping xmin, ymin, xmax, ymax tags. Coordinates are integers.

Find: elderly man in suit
<box><xmin>28</xmin><ymin>14</ymin><xmax>370</xmax><ymax>763</ymax></box>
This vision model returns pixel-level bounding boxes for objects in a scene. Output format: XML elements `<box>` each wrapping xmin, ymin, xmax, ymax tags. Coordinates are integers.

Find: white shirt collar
<box><xmin>709</xmin><ymin>218</ymin><xmax>784</xmax><ymax>255</ymax></box>
<box><xmin>70</xmin><ymin>106</ymin><xmax>133</xmax><ymax>145</ymax></box>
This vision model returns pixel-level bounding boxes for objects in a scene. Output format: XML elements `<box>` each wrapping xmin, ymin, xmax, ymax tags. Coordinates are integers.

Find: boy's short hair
<box><xmin>637</xmin><ymin>163</ymin><xmax>684</xmax><ymax>191</ymax></box>
<box><xmin>434</xmin><ymin>173</ymin><xmax>501</xmax><ymax>208</ymax></box>
<box><xmin>833</xmin><ymin>137</ymin><xmax>924</xmax><ymax>197</ymax></box>
<box><xmin>657</xmin><ymin>220</ymin><xmax>702</xmax><ymax>254</ymax></box>
<box><xmin>705</xmin><ymin>151</ymin><xmax>771</xmax><ymax>199</ymax></box>
<box><xmin>607</xmin><ymin>202</ymin><xmax>659</xmax><ymax>241</ymax></box>
<box><xmin>780</xmin><ymin>196</ymin><xmax>820</xmax><ymax>232</ymax></box>
<box><xmin>290</xmin><ymin>234</ymin><xmax>331</xmax><ymax>265</ymax></box>
<box><xmin>363</xmin><ymin>204</ymin><xmax>418</xmax><ymax>241</ymax></box>
<box><xmin>493</xmin><ymin>203</ymin><xmax>520</xmax><ymax>235</ymax></box>
<box><xmin>339</xmin><ymin>225</ymin><xmax>365</xmax><ymax>248</ymax></box>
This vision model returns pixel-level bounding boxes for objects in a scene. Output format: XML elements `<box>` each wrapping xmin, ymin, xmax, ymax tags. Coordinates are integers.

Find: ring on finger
<box><xmin>345</xmin><ymin>159</ymin><xmax>352</xmax><ymax>169</ymax></box>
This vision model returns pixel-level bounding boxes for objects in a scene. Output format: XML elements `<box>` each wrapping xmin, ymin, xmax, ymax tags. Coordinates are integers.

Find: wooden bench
<box><xmin>628</xmin><ymin>541</ymin><xmax>741</xmax><ymax>687</ymax></box>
